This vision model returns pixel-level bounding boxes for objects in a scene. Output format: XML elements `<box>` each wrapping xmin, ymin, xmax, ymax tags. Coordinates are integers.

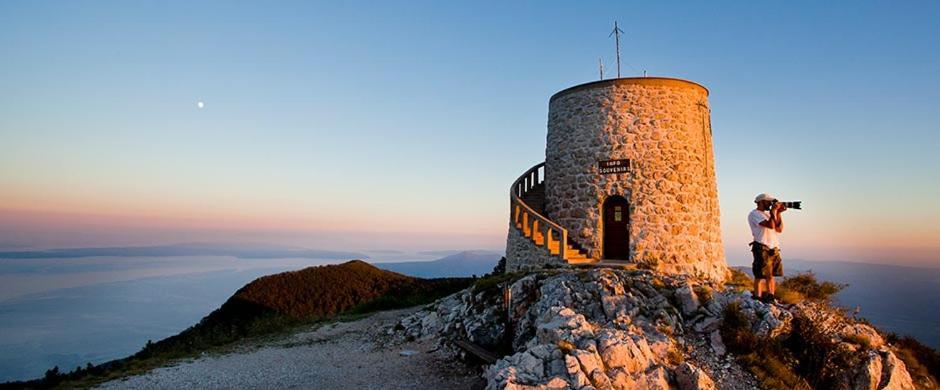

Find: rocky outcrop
<box><xmin>392</xmin><ymin>268</ymin><xmax>919</xmax><ymax>390</ymax></box>
<box><xmin>674</xmin><ymin>362</ymin><xmax>716</xmax><ymax>390</ymax></box>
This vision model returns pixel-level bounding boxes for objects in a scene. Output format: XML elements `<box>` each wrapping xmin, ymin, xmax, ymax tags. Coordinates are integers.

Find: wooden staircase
<box><xmin>511</xmin><ymin>163</ymin><xmax>594</xmax><ymax>266</ymax></box>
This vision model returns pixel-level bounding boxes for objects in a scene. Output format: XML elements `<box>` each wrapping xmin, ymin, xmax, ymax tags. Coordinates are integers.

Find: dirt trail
<box><xmin>96</xmin><ymin>308</ymin><xmax>483</xmax><ymax>390</ymax></box>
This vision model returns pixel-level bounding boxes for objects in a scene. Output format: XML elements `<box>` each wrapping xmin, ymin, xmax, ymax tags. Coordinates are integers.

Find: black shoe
<box><xmin>760</xmin><ymin>293</ymin><xmax>778</xmax><ymax>304</ymax></box>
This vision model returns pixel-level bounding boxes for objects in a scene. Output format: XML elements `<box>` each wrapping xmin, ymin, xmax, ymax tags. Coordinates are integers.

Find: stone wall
<box><xmin>505</xmin><ymin>224</ymin><xmax>566</xmax><ymax>273</ymax></box>
<box><xmin>544</xmin><ymin>78</ymin><xmax>727</xmax><ymax>281</ymax></box>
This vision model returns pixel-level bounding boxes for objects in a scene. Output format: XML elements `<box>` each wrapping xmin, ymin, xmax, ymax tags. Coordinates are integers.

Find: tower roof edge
<box><xmin>550</xmin><ymin>77</ymin><xmax>709</xmax><ymax>102</ymax></box>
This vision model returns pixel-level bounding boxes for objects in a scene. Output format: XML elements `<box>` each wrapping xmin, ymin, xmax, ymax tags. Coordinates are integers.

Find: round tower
<box><xmin>543</xmin><ymin>77</ymin><xmax>726</xmax><ymax>280</ymax></box>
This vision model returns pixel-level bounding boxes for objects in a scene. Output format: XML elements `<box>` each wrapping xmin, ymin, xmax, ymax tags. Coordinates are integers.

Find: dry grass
<box><xmin>720</xmin><ymin>301</ymin><xmax>758</xmax><ymax>352</ymax></box>
<box><xmin>556</xmin><ymin>340</ymin><xmax>576</xmax><ymax>354</ymax></box>
<box><xmin>694</xmin><ymin>285</ymin><xmax>713</xmax><ymax>304</ymax></box>
<box><xmin>774</xmin><ymin>286</ymin><xmax>804</xmax><ymax>305</ymax></box>
<box><xmin>657</xmin><ymin>323</ymin><xmax>675</xmax><ymax>337</ymax></box>
<box><xmin>666</xmin><ymin>345</ymin><xmax>685</xmax><ymax>365</ymax></box>
<box><xmin>725</xmin><ymin>268</ymin><xmax>753</xmax><ymax>293</ymax></box>
<box><xmin>737</xmin><ymin>351</ymin><xmax>812</xmax><ymax>390</ymax></box>
<box><xmin>842</xmin><ymin>333</ymin><xmax>872</xmax><ymax>349</ymax></box>
<box><xmin>885</xmin><ymin>333</ymin><xmax>940</xmax><ymax>387</ymax></box>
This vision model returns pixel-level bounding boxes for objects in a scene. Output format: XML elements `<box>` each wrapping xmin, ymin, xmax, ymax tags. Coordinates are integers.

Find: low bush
<box><xmin>779</xmin><ymin>272</ymin><xmax>846</xmax><ymax>302</ymax></box>
<box><xmin>720</xmin><ymin>301</ymin><xmax>811</xmax><ymax>389</ymax></box>
<box><xmin>784</xmin><ymin>314</ymin><xmax>856</xmax><ymax>389</ymax></box>
<box><xmin>886</xmin><ymin>332</ymin><xmax>940</xmax><ymax>386</ymax></box>
<box><xmin>472</xmin><ymin>271</ymin><xmax>524</xmax><ymax>294</ymax></box>
<box><xmin>720</xmin><ymin>301</ymin><xmax>758</xmax><ymax>353</ymax></box>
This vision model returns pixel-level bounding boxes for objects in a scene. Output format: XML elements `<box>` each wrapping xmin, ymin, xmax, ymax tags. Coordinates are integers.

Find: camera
<box><xmin>771</xmin><ymin>200</ymin><xmax>802</xmax><ymax>210</ymax></box>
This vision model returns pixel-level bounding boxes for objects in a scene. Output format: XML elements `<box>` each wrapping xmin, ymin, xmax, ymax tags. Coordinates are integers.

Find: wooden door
<box><xmin>603</xmin><ymin>196</ymin><xmax>630</xmax><ymax>260</ymax></box>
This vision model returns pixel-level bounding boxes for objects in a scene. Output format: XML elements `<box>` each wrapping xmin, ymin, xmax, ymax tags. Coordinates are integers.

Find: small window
<box><xmin>614</xmin><ymin>211</ymin><xmax>622</xmax><ymax>221</ymax></box>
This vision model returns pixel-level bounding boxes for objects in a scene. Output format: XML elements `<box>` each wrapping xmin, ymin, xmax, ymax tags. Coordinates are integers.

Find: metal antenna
<box><xmin>599</xmin><ymin>58</ymin><xmax>605</xmax><ymax>80</ymax></box>
<box><xmin>609</xmin><ymin>21</ymin><xmax>624</xmax><ymax>78</ymax></box>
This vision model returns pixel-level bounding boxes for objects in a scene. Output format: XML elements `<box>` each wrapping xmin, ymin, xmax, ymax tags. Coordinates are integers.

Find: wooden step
<box><xmin>566</xmin><ymin>257</ymin><xmax>596</xmax><ymax>265</ymax></box>
<box><xmin>533</xmin><ymin>232</ymin><xmax>544</xmax><ymax>246</ymax></box>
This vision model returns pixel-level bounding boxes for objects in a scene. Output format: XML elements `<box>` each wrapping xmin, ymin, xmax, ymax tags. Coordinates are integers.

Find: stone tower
<box><xmin>505</xmin><ymin>77</ymin><xmax>727</xmax><ymax>281</ymax></box>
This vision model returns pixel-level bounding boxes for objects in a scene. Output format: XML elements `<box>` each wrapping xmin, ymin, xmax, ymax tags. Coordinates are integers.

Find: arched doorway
<box><xmin>603</xmin><ymin>195</ymin><xmax>630</xmax><ymax>260</ymax></box>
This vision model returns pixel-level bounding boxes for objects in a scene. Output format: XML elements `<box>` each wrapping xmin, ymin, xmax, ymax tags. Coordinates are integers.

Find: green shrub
<box><xmin>779</xmin><ymin>272</ymin><xmax>846</xmax><ymax>302</ymax></box>
<box><xmin>472</xmin><ymin>271</ymin><xmax>524</xmax><ymax>294</ymax></box>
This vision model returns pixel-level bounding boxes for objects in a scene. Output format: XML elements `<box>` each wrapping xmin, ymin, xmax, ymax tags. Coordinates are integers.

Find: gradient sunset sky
<box><xmin>1</xmin><ymin>1</ymin><xmax>938</xmax><ymax>266</ymax></box>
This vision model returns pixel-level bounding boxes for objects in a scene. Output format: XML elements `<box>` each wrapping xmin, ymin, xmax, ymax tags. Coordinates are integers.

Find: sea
<box><xmin>0</xmin><ymin>255</ymin><xmax>344</xmax><ymax>382</ymax></box>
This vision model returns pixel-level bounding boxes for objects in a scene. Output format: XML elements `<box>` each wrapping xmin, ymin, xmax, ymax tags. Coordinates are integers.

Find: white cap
<box><xmin>754</xmin><ymin>193</ymin><xmax>777</xmax><ymax>203</ymax></box>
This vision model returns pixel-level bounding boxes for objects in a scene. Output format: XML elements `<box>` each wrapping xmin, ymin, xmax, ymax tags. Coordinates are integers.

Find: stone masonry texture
<box><xmin>505</xmin><ymin>225</ymin><xmax>565</xmax><ymax>273</ymax></box>
<box><xmin>513</xmin><ymin>77</ymin><xmax>728</xmax><ymax>281</ymax></box>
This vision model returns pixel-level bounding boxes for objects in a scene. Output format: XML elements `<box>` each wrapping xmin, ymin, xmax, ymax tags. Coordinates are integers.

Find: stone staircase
<box><xmin>511</xmin><ymin>163</ymin><xmax>594</xmax><ymax>265</ymax></box>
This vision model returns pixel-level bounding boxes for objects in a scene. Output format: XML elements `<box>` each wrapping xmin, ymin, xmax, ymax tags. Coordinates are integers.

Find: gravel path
<box><xmin>96</xmin><ymin>308</ymin><xmax>483</xmax><ymax>389</ymax></box>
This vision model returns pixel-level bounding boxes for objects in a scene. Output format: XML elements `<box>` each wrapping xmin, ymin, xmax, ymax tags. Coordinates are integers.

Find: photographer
<box><xmin>748</xmin><ymin>193</ymin><xmax>787</xmax><ymax>303</ymax></box>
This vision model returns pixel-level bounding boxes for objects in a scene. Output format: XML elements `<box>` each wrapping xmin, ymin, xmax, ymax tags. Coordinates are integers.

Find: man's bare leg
<box><xmin>767</xmin><ymin>276</ymin><xmax>776</xmax><ymax>296</ymax></box>
<box><xmin>754</xmin><ymin>278</ymin><xmax>765</xmax><ymax>298</ymax></box>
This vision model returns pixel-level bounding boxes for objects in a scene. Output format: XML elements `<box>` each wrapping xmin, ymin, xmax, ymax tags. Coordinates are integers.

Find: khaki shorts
<box><xmin>751</xmin><ymin>242</ymin><xmax>783</xmax><ymax>279</ymax></box>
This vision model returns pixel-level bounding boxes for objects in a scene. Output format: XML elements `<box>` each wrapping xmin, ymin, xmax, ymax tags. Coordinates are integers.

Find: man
<box><xmin>748</xmin><ymin>193</ymin><xmax>787</xmax><ymax>303</ymax></box>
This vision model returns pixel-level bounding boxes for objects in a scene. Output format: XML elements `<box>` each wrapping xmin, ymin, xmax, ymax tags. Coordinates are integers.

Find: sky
<box><xmin>1</xmin><ymin>1</ymin><xmax>938</xmax><ymax>266</ymax></box>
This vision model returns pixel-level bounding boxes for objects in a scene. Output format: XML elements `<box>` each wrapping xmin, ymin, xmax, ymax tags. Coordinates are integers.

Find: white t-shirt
<box><xmin>748</xmin><ymin>209</ymin><xmax>780</xmax><ymax>249</ymax></box>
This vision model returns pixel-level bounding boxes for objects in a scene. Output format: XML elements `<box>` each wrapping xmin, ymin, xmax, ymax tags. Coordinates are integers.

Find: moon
<box><xmin>196</xmin><ymin>101</ymin><xmax>205</xmax><ymax>109</ymax></box>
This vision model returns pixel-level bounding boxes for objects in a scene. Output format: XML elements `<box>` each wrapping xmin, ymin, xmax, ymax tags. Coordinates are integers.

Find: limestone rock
<box><xmin>536</xmin><ymin>307</ymin><xmax>595</xmax><ymax>346</ymax></box>
<box><xmin>596</xmin><ymin>329</ymin><xmax>655</xmax><ymax>373</ymax></box>
<box><xmin>879</xmin><ymin>350</ymin><xmax>915</xmax><ymax>390</ymax></box>
<box><xmin>693</xmin><ymin>316</ymin><xmax>720</xmax><ymax>334</ymax></box>
<box><xmin>564</xmin><ymin>355</ymin><xmax>591</xmax><ymax>388</ymax></box>
<box><xmin>675</xmin><ymin>283</ymin><xmax>700</xmax><ymax>317</ymax></box>
<box><xmin>542</xmin><ymin>376</ymin><xmax>570</xmax><ymax>390</ymax></box>
<box><xmin>392</xmin><ymin>268</ymin><xmax>921</xmax><ymax>390</ymax></box>
<box><xmin>639</xmin><ymin>366</ymin><xmax>670</xmax><ymax>390</ymax></box>
<box><xmin>674</xmin><ymin>362</ymin><xmax>716</xmax><ymax>390</ymax></box>
<box><xmin>840</xmin><ymin>323</ymin><xmax>886</xmax><ymax>349</ymax></box>
<box><xmin>572</xmin><ymin>349</ymin><xmax>603</xmax><ymax>378</ymax></box>
<box><xmin>707</xmin><ymin>331</ymin><xmax>726</xmax><ymax>356</ymax></box>
<box><xmin>854</xmin><ymin>352</ymin><xmax>883</xmax><ymax>390</ymax></box>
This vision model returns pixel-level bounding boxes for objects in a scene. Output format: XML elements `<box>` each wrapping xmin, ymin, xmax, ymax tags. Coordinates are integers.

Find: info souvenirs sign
<box><xmin>598</xmin><ymin>159</ymin><xmax>630</xmax><ymax>175</ymax></box>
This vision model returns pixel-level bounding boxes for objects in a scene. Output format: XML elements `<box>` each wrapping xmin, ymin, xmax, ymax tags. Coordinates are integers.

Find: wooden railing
<box><xmin>510</xmin><ymin>162</ymin><xmax>568</xmax><ymax>262</ymax></box>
